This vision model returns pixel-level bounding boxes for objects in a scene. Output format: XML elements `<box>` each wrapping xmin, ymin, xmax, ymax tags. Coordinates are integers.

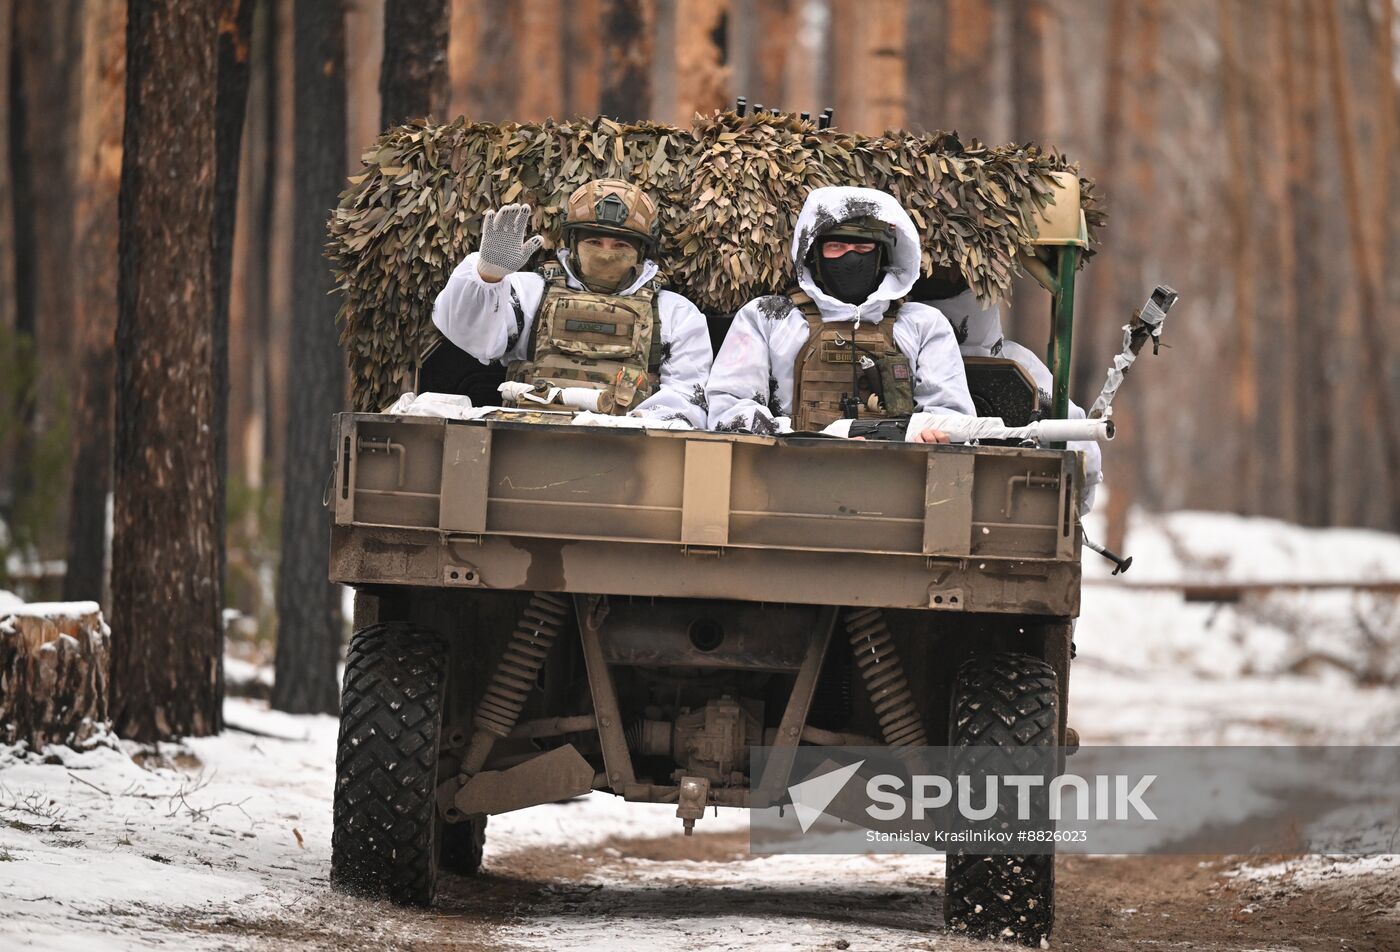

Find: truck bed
<box><xmin>329</xmin><ymin>412</ymin><xmax>1084</xmax><ymax>615</ymax></box>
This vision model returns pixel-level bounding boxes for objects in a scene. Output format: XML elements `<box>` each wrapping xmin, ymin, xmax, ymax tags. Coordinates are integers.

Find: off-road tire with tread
<box><xmin>943</xmin><ymin>651</ymin><xmax>1059</xmax><ymax>945</ymax></box>
<box><xmin>331</xmin><ymin>623</ymin><xmax>448</xmax><ymax>906</ymax></box>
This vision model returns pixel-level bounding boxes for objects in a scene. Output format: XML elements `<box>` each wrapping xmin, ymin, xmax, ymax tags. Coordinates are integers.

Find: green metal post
<box><xmin>1045</xmin><ymin>245</ymin><xmax>1080</xmax><ymax>423</ymax></box>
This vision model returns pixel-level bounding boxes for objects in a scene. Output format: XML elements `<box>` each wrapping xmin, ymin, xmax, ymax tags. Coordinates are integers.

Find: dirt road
<box><xmin>164</xmin><ymin>819</ymin><xmax>1397</xmax><ymax>952</ymax></box>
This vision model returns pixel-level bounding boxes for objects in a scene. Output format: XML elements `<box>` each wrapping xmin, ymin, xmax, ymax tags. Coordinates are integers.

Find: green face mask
<box><xmin>574</xmin><ymin>241</ymin><xmax>640</xmax><ymax>292</ymax></box>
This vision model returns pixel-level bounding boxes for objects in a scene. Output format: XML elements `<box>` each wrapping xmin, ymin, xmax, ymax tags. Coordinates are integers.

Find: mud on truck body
<box><xmin>324</xmin><ymin>126</ymin><xmax>1169</xmax><ymax>943</ymax></box>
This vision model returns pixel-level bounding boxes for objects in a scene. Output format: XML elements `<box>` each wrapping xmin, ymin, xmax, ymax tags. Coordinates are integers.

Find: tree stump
<box><xmin>0</xmin><ymin>601</ymin><xmax>110</xmax><ymax>749</ymax></box>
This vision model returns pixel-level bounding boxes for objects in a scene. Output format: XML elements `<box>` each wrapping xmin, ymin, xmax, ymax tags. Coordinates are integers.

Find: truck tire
<box><xmin>439</xmin><ymin>815</ymin><xmax>487</xmax><ymax>876</ymax></box>
<box><xmin>331</xmin><ymin>623</ymin><xmax>448</xmax><ymax>906</ymax></box>
<box><xmin>943</xmin><ymin>651</ymin><xmax>1059</xmax><ymax>945</ymax></box>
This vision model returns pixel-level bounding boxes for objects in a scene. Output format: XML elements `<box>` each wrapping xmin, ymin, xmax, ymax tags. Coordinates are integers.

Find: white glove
<box><xmin>477</xmin><ymin>203</ymin><xmax>544</xmax><ymax>282</ymax></box>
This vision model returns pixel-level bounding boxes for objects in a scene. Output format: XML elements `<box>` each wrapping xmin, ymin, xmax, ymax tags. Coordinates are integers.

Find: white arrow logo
<box><xmin>787</xmin><ymin>759</ymin><xmax>866</xmax><ymax>833</ymax></box>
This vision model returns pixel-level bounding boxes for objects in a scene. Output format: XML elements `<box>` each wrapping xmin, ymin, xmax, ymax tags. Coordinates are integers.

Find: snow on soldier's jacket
<box><xmin>931</xmin><ymin>287</ymin><xmax>1104</xmax><ymax>514</ymax></box>
<box><xmin>431</xmin><ymin>187</ymin><xmax>714</xmax><ymax>428</ymax></box>
<box><xmin>705</xmin><ymin>186</ymin><xmax>974</xmax><ymax>435</ymax></box>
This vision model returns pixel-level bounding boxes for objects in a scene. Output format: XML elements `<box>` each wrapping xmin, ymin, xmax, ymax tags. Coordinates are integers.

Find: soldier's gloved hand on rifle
<box><xmin>476</xmin><ymin>203</ymin><xmax>545</xmax><ymax>283</ymax></box>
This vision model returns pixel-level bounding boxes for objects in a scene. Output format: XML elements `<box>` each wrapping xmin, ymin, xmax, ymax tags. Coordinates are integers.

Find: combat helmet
<box><xmin>563</xmin><ymin>179</ymin><xmax>661</xmax><ymax>255</ymax></box>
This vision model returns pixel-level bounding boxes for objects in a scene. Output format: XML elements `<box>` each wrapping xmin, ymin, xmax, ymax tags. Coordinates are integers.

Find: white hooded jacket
<box><xmin>705</xmin><ymin>187</ymin><xmax>974</xmax><ymax>433</ymax></box>
<box><xmin>432</xmin><ymin>249</ymin><xmax>714</xmax><ymax>427</ymax></box>
<box><xmin>932</xmin><ymin>288</ymin><xmax>1104</xmax><ymax>513</ymax></box>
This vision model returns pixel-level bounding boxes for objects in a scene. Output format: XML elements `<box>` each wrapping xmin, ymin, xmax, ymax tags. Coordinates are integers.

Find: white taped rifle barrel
<box><xmin>498</xmin><ymin>381</ymin><xmax>603</xmax><ymax>412</ymax></box>
<box><xmin>823</xmin><ymin>415</ymin><xmax>1114</xmax><ymax>444</ymax></box>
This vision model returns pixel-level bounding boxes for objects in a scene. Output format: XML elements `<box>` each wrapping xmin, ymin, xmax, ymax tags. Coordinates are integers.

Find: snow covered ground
<box><xmin>2</xmin><ymin>509</ymin><xmax>1398</xmax><ymax>950</ymax></box>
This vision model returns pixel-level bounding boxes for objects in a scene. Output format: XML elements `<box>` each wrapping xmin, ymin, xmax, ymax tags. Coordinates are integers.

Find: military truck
<box><xmin>325</xmin><ymin>148</ymin><xmax>1159</xmax><ymax>943</ymax></box>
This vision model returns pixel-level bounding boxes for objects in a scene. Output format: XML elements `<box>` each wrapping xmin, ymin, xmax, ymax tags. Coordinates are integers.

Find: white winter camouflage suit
<box><xmin>932</xmin><ymin>288</ymin><xmax>1104</xmax><ymax>513</ymax></box>
<box><xmin>432</xmin><ymin>249</ymin><xmax>715</xmax><ymax>427</ymax></box>
<box><xmin>706</xmin><ymin>187</ymin><xmax>974</xmax><ymax>434</ymax></box>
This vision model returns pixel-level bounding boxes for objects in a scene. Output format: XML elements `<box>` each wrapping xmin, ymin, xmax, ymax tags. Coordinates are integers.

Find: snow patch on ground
<box><xmin>1227</xmin><ymin>854</ymin><xmax>1400</xmax><ymax>885</ymax></box>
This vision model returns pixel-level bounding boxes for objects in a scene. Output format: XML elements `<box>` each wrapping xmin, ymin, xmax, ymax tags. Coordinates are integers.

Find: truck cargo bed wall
<box><xmin>331</xmin><ymin>414</ymin><xmax>1082</xmax><ymax>615</ymax></box>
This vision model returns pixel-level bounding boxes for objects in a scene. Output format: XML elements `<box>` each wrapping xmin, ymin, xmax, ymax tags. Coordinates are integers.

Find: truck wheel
<box><xmin>331</xmin><ymin>623</ymin><xmax>448</xmax><ymax>906</ymax></box>
<box><xmin>439</xmin><ymin>815</ymin><xmax>487</xmax><ymax>876</ymax></box>
<box><xmin>943</xmin><ymin>652</ymin><xmax>1058</xmax><ymax>945</ymax></box>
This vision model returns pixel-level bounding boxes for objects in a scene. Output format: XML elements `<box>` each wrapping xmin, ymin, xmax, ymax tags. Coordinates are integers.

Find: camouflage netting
<box><xmin>328</xmin><ymin>113</ymin><xmax>1105</xmax><ymax>411</ymax></box>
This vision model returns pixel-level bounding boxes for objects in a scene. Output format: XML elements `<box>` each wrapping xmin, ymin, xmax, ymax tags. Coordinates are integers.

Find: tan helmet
<box><xmin>563</xmin><ymin>179</ymin><xmax>660</xmax><ymax>254</ymax></box>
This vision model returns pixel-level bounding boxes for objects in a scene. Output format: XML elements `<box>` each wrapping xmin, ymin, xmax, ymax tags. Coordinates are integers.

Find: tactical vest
<box><xmin>508</xmin><ymin>262</ymin><xmax>664</xmax><ymax>414</ymax></box>
<box><xmin>789</xmin><ymin>290</ymin><xmax>915</xmax><ymax>431</ymax></box>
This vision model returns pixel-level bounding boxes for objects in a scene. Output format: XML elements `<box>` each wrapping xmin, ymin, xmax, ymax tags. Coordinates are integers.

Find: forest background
<box><xmin>0</xmin><ymin>0</ymin><xmax>1396</xmax><ymax>725</ymax></box>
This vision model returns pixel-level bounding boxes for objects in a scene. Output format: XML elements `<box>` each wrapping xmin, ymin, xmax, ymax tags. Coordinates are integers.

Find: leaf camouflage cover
<box><xmin>328</xmin><ymin>113</ymin><xmax>1105</xmax><ymax>411</ymax></box>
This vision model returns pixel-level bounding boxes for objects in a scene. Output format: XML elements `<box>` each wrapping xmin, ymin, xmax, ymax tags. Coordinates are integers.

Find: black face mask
<box><xmin>816</xmin><ymin>248</ymin><xmax>883</xmax><ymax>304</ymax></box>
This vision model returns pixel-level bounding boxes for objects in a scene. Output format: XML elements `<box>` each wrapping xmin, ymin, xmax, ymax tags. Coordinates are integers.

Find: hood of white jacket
<box><xmin>790</xmin><ymin>186</ymin><xmax>923</xmax><ymax>323</ymax></box>
<box><xmin>555</xmin><ymin>248</ymin><xmax>659</xmax><ymax>296</ymax></box>
<box><xmin>934</xmin><ymin>288</ymin><xmax>1005</xmax><ymax>355</ymax></box>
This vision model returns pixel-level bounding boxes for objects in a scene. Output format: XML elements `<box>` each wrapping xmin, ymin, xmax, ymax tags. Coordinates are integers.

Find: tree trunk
<box><xmin>0</xmin><ymin>0</ymin><xmax>14</xmax><ymax>338</ymax></box>
<box><xmin>599</xmin><ymin>0</ymin><xmax>652</xmax><ymax>121</ymax></box>
<box><xmin>380</xmin><ymin>0</ymin><xmax>449</xmax><ymax>127</ymax></box>
<box><xmin>944</xmin><ymin>0</ymin><xmax>999</xmax><ymax>139</ymax></box>
<box><xmin>468</xmin><ymin>0</ymin><xmax>515</xmax><ymax>121</ymax></box>
<box><xmin>110</xmin><ymin>0</ymin><xmax>223</xmax><ymax>742</ymax></box>
<box><xmin>1104</xmin><ymin>0</ymin><xmax>1160</xmax><ymax>554</ymax></box>
<box><xmin>904</xmin><ymin>0</ymin><xmax>947</xmax><ymax>134</ymax></box>
<box><xmin>9</xmin><ymin>3</ymin><xmax>82</xmax><ymax>563</ymax></box>
<box><xmin>1322</xmin><ymin>0</ymin><xmax>1400</xmax><ymax>526</ymax></box>
<box><xmin>63</xmin><ymin>0</ymin><xmax>127</xmax><ymax>605</ymax></box>
<box><xmin>210</xmin><ymin>0</ymin><xmax>256</xmax><ymax>637</ymax></box>
<box><xmin>673</xmin><ymin>0</ymin><xmax>728</xmax><ymax>122</ymax></box>
<box><xmin>1290</xmin><ymin>0</ymin><xmax>1330</xmax><ymax>527</ymax></box>
<box><xmin>265</xmin><ymin>0</ymin><xmax>295</xmax><ymax>484</ymax></box>
<box><xmin>1009</xmin><ymin>0</ymin><xmax>1047</xmax><ymax>143</ymax></box>
<box><xmin>272</xmin><ymin>0</ymin><xmax>347</xmax><ymax>715</ymax></box>
<box><xmin>0</xmin><ymin>602</ymin><xmax>109</xmax><ymax>749</ymax></box>
<box><xmin>1256</xmin><ymin>0</ymin><xmax>1299</xmax><ymax>519</ymax></box>
<box><xmin>1219</xmin><ymin>0</ymin><xmax>1259</xmax><ymax>515</ymax></box>
<box><xmin>830</xmin><ymin>0</ymin><xmax>904</xmax><ymax>133</ymax></box>
<box><xmin>448</xmin><ymin>0</ymin><xmax>476</xmax><ymax>118</ymax></box>
<box><xmin>562</xmin><ymin>0</ymin><xmax>602</xmax><ymax>116</ymax></box>
<box><xmin>10</xmin><ymin>1</ymin><xmax>80</xmax><ymax>369</ymax></box>
<box><xmin>517</xmin><ymin>0</ymin><xmax>564</xmax><ymax>122</ymax></box>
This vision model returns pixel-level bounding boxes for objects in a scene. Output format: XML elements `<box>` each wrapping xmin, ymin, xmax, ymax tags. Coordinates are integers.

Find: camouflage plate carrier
<box><xmin>506</xmin><ymin>262</ymin><xmax>664</xmax><ymax>414</ymax></box>
<box><xmin>789</xmin><ymin>290</ymin><xmax>915</xmax><ymax>431</ymax></box>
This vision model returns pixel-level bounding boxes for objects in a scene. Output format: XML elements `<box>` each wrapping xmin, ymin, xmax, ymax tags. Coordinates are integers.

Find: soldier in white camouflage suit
<box><xmin>706</xmin><ymin>186</ymin><xmax>973</xmax><ymax>442</ymax></box>
<box><xmin>433</xmin><ymin>179</ymin><xmax>713</xmax><ymax>426</ymax></box>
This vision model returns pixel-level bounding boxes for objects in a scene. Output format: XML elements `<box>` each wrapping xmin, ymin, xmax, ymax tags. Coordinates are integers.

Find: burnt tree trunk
<box><xmin>111</xmin><ymin>0</ymin><xmax>223</xmax><ymax>741</ymax></box>
<box><xmin>63</xmin><ymin>0</ymin><xmax>127</xmax><ymax>604</ymax></box>
<box><xmin>380</xmin><ymin>0</ymin><xmax>449</xmax><ymax>127</ymax></box>
<box><xmin>272</xmin><ymin>0</ymin><xmax>346</xmax><ymax>715</ymax></box>
<box><xmin>599</xmin><ymin>0</ymin><xmax>652</xmax><ymax>121</ymax></box>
